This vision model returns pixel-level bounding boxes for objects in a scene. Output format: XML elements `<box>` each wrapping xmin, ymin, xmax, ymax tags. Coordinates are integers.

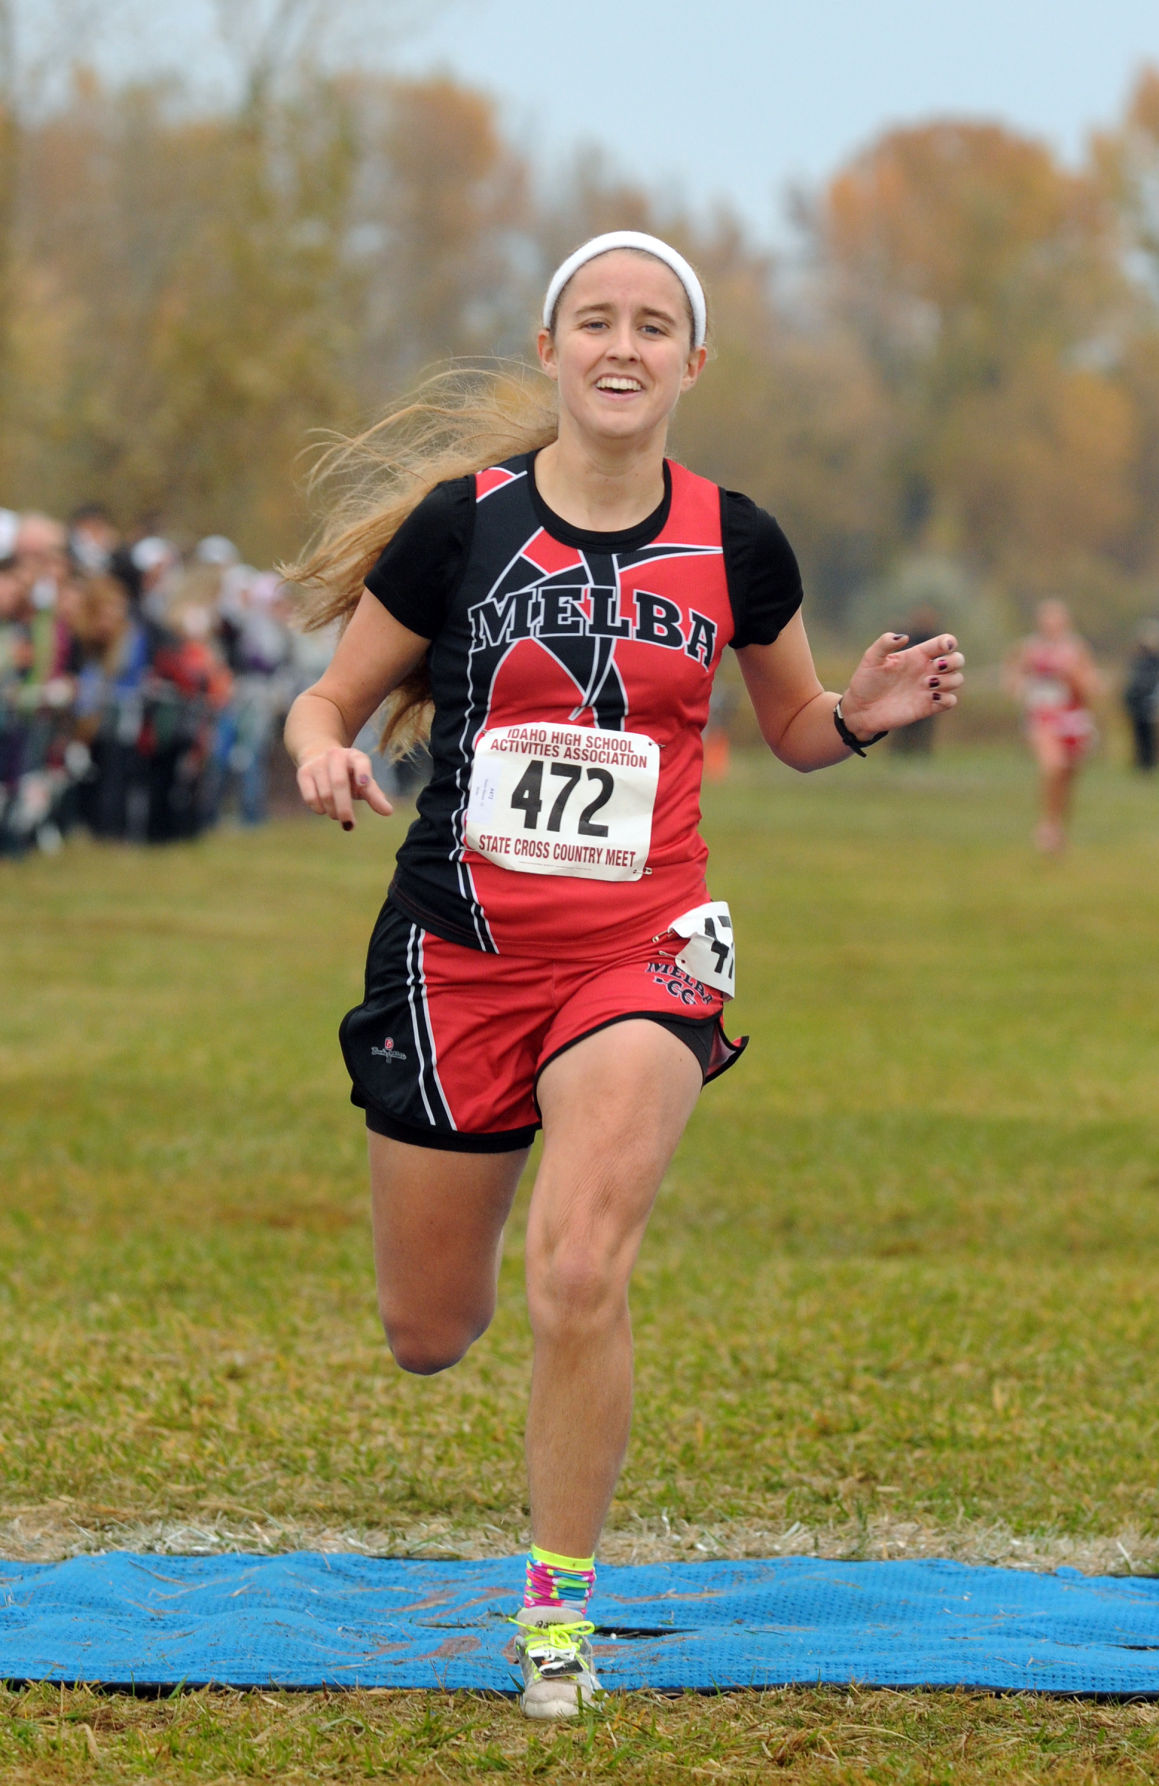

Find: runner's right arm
<box><xmin>284</xmin><ymin>592</ymin><xmax>430</xmax><ymax>826</ymax></box>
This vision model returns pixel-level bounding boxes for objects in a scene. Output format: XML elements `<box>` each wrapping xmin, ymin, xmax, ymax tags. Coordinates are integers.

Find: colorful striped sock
<box><xmin>523</xmin><ymin>1544</ymin><xmax>596</xmax><ymax>1616</ymax></box>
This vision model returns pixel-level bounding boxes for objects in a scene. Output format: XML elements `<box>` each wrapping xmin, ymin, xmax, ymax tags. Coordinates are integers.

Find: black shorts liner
<box><xmin>358</xmin><ymin>1011</ymin><xmax>747</xmax><ymax>1154</ymax></box>
<box><xmin>363</xmin><ymin>1106</ymin><xmax>539</xmax><ymax>1152</ymax></box>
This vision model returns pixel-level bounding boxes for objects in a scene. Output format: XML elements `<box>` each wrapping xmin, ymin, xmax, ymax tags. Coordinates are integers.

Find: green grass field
<box><xmin>3</xmin><ymin>740</ymin><xmax>1159</xmax><ymax>1781</ymax></box>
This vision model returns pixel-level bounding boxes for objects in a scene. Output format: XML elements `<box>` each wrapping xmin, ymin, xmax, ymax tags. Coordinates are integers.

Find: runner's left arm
<box><xmin>737</xmin><ymin>613</ymin><xmax>964</xmax><ymax>770</ymax></box>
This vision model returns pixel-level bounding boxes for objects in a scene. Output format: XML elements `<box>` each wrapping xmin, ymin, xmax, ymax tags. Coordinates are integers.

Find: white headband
<box><xmin>543</xmin><ymin>231</ymin><xmax>707</xmax><ymax>348</ymax></box>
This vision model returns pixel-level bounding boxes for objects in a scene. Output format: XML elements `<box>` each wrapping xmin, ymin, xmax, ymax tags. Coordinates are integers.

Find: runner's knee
<box><xmin>526</xmin><ymin>1233</ymin><xmax>629</xmax><ymax>1337</ymax></box>
<box><xmin>380</xmin><ymin>1305</ymin><xmax>490</xmax><ymax>1376</ymax></box>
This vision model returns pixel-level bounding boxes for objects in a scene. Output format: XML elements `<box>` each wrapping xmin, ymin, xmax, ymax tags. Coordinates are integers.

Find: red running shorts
<box><xmin>339</xmin><ymin>899</ymin><xmax>746</xmax><ymax>1152</ymax></box>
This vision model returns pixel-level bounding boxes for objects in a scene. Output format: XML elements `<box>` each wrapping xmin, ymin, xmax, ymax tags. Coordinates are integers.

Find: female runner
<box><xmin>1005</xmin><ymin>598</ymin><xmax>1099</xmax><ymax>853</ymax></box>
<box><xmin>284</xmin><ymin>232</ymin><xmax>964</xmax><ymax>1717</ymax></box>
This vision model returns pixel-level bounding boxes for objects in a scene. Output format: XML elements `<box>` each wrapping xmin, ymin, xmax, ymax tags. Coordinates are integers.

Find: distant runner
<box><xmin>1006</xmin><ymin>599</ymin><xmax>1099</xmax><ymax>853</ymax></box>
<box><xmin>284</xmin><ymin>232</ymin><xmax>965</xmax><ymax>1716</ymax></box>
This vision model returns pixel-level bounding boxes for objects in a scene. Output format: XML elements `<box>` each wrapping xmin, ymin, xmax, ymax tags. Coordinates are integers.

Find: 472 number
<box><xmin>510</xmin><ymin>759</ymin><xmax>613</xmax><ymax>836</ymax></box>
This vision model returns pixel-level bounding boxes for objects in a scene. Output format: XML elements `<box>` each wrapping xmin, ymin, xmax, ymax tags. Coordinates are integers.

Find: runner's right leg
<box><xmin>368</xmin><ymin>1133</ymin><xmax>528</xmax><ymax>1375</ymax></box>
<box><xmin>1030</xmin><ymin>728</ymin><xmax>1071</xmax><ymax>853</ymax></box>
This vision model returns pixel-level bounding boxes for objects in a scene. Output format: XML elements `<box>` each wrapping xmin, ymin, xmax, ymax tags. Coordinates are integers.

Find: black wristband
<box><xmin>834</xmin><ymin>698</ymin><xmax>887</xmax><ymax>756</ymax></box>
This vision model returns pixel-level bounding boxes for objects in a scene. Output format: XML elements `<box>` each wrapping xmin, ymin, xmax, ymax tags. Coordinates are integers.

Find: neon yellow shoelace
<box><xmin>515</xmin><ymin>1617</ymin><xmax>595</xmax><ymax>1654</ymax></box>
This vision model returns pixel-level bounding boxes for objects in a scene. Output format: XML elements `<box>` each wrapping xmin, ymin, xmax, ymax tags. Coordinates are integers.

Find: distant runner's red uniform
<box><xmin>1021</xmin><ymin>641</ymin><xmax>1095</xmax><ymax>763</ymax></box>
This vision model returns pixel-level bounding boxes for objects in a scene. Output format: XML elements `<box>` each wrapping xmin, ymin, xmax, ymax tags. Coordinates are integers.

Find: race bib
<box><xmin>671</xmin><ymin>900</ymin><xmax>736</xmax><ymax>999</ymax></box>
<box><xmin>1025</xmin><ymin>675</ymin><xmax>1069</xmax><ymax>710</ymax></box>
<box><xmin>465</xmin><ymin>722</ymin><xmax>660</xmax><ymax>881</ymax></box>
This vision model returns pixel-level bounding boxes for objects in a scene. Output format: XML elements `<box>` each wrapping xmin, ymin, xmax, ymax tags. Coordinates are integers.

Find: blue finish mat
<box><xmin>2</xmin><ymin>1553</ymin><xmax>1159</xmax><ymax>1695</ymax></box>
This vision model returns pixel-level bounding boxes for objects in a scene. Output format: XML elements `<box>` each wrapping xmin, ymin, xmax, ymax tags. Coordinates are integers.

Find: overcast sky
<box><xmin>89</xmin><ymin>0</ymin><xmax>1159</xmax><ymax>244</ymax></box>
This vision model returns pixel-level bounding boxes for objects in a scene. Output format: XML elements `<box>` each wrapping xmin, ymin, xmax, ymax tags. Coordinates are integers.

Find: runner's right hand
<box><xmin>296</xmin><ymin>746</ymin><xmax>394</xmax><ymax>829</ymax></box>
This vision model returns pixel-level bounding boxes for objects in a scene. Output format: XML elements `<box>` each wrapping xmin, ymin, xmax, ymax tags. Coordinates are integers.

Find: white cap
<box><xmin>195</xmin><ymin>534</ymin><xmax>240</xmax><ymax>567</ymax></box>
<box><xmin>543</xmin><ymin>231</ymin><xmax>707</xmax><ymax>348</ymax></box>
<box><xmin>130</xmin><ymin>536</ymin><xmax>174</xmax><ymax>574</ymax></box>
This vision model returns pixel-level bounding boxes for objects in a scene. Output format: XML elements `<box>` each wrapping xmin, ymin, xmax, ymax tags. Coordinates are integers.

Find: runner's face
<box><xmin>1037</xmin><ymin>600</ymin><xmax>1070</xmax><ymax>640</ymax></box>
<box><xmin>538</xmin><ymin>252</ymin><xmax>706</xmax><ymax>445</ymax></box>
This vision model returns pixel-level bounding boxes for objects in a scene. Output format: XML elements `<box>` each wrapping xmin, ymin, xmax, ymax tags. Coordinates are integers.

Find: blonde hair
<box><xmin>286</xmin><ymin>364</ymin><xmax>558</xmax><ymax>757</ymax></box>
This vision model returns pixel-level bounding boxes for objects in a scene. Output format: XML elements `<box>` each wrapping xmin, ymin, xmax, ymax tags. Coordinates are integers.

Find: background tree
<box><xmin>6</xmin><ymin>42</ymin><xmax>1159</xmax><ymax>654</ymax></box>
<box><xmin>0</xmin><ymin>0</ymin><xmax>131</xmax><ymax>489</ymax></box>
<box><xmin>14</xmin><ymin>68</ymin><xmax>362</xmax><ymax>558</ymax></box>
<box><xmin>347</xmin><ymin>74</ymin><xmax>534</xmax><ymax>391</ymax></box>
<box><xmin>819</xmin><ymin>121</ymin><xmax>1136</xmax><ymax>626</ymax></box>
<box><xmin>1093</xmin><ymin>66</ymin><xmax>1159</xmax><ymax>612</ymax></box>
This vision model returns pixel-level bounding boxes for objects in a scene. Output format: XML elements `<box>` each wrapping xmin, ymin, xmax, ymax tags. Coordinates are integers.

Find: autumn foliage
<box><xmin>4</xmin><ymin>61</ymin><xmax>1159</xmax><ymax>645</ymax></box>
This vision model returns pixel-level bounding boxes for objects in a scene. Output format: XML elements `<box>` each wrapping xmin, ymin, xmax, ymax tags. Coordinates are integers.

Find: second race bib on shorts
<box><xmin>465</xmin><ymin>722</ymin><xmax>660</xmax><ymax>881</ymax></box>
<box><xmin>670</xmin><ymin>900</ymin><xmax>736</xmax><ymax>999</ymax></box>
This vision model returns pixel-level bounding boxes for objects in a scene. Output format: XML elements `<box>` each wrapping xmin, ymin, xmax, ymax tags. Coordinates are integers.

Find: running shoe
<box><xmin>513</xmin><ymin>1603</ymin><xmax>600</xmax><ymax>1718</ymax></box>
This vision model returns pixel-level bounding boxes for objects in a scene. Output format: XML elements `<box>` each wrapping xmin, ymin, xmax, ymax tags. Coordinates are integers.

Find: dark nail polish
<box><xmin>342</xmin><ymin>820</ymin><xmax>353</xmax><ymax>831</ymax></box>
<box><xmin>932</xmin><ymin>691</ymin><xmax>941</xmax><ymax>701</ymax></box>
<box><xmin>937</xmin><ymin>659</ymin><xmax>948</xmax><ymax>671</ymax></box>
<box><xmin>929</xmin><ymin>677</ymin><xmax>940</xmax><ymax>688</ymax></box>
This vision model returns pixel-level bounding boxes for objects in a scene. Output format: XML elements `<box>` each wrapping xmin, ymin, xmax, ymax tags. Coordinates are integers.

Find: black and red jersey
<box><xmin>365</xmin><ymin>452</ymin><xmax>801</xmax><ymax>958</ymax></box>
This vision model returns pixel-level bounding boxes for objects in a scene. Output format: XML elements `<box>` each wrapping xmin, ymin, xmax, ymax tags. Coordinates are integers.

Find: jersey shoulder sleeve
<box><xmin>720</xmin><ymin>488</ymin><xmax>804</xmax><ymax>650</ymax></box>
<box><xmin>363</xmin><ymin>475</ymin><xmax>475</xmax><ymax>640</ymax></box>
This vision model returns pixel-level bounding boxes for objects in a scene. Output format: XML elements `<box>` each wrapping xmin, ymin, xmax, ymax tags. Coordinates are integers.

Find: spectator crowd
<box><xmin>0</xmin><ymin>505</ymin><xmax>332</xmax><ymax>856</ymax></box>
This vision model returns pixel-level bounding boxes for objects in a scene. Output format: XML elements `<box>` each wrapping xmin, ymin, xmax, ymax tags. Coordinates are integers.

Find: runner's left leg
<box><xmin>524</xmin><ymin>1019</ymin><xmax>703</xmax><ymax>1558</ymax></box>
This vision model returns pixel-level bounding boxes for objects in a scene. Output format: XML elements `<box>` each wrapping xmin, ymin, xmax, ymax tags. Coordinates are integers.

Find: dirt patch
<box><xmin>2</xmin><ymin>1505</ymin><xmax>1156</xmax><ymax>1577</ymax></box>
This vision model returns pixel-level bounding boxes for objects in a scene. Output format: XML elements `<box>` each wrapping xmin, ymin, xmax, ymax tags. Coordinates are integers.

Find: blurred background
<box><xmin>4</xmin><ymin>0</ymin><xmax>1159</xmax><ymax>849</ymax></box>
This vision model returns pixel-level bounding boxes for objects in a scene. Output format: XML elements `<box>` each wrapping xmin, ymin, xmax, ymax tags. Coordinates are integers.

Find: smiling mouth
<box><xmin>595</xmin><ymin>377</ymin><xmax>643</xmax><ymax>393</ymax></box>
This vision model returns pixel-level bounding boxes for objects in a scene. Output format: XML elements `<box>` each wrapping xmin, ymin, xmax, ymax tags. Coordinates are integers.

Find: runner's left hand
<box><xmin>840</xmin><ymin>633</ymin><xmax>965</xmax><ymax>739</ymax></box>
